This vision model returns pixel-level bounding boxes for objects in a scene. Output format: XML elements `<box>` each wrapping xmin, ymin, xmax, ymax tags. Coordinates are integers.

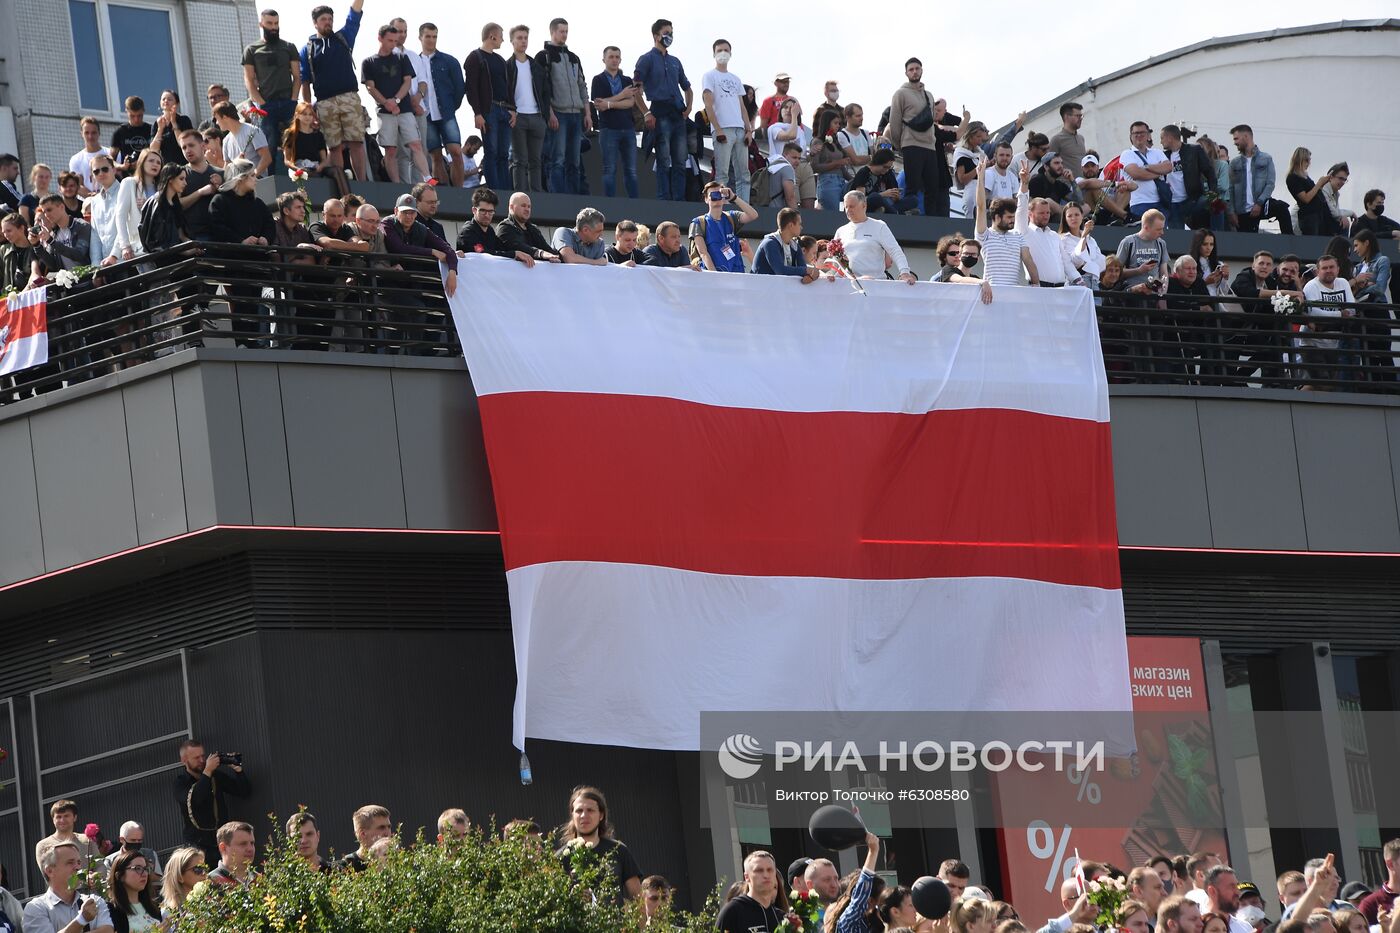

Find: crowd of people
<box><xmin>1</xmin><ymin>7</ymin><xmax>1398</xmax><ymax>392</ymax></box>
<box><xmin>5</xmin><ymin>737</ymin><xmax>1400</xmax><ymax>933</ymax></box>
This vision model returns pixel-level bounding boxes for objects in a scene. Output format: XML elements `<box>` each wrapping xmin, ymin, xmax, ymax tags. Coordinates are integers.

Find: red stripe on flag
<box><xmin>0</xmin><ymin>294</ymin><xmax>46</xmax><ymax>342</ymax></box>
<box><xmin>480</xmin><ymin>392</ymin><xmax>1121</xmax><ymax>589</ymax></box>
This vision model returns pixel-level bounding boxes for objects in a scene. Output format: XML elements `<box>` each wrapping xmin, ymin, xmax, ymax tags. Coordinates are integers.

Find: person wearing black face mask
<box><xmin>932</xmin><ymin>238</ymin><xmax>994</xmax><ymax>305</ymax></box>
<box><xmin>103</xmin><ymin>821</ymin><xmax>164</xmax><ymax>889</ymax></box>
<box><xmin>1353</xmin><ymin>189</ymin><xmax>1400</xmax><ymax>240</ymax></box>
<box><xmin>241</xmin><ymin>9</ymin><xmax>302</xmax><ymax>174</ymax></box>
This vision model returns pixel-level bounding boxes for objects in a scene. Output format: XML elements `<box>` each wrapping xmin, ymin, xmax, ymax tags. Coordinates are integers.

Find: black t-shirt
<box><xmin>556</xmin><ymin>837</ymin><xmax>642</xmax><ymax>903</ymax></box>
<box><xmin>1029</xmin><ymin>173</ymin><xmax>1072</xmax><ymax>203</ymax></box>
<box><xmin>112</xmin><ymin>122</ymin><xmax>154</xmax><ymax>168</ymax></box>
<box><xmin>155</xmin><ymin>114</ymin><xmax>195</xmax><ymax>167</ymax></box>
<box><xmin>716</xmin><ymin>894</ymin><xmax>788</xmax><ymax>933</ymax></box>
<box><xmin>293</xmin><ymin>130</ymin><xmax>328</xmax><ymax>164</ymax></box>
<box><xmin>606</xmin><ymin>246</ymin><xmax>645</xmax><ymax>264</ymax></box>
<box><xmin>337</xmin><ymin>851</ymin><xmax>368</xmax><ymax>873</ymax></box>
<box><xmin>642</xmin><ymin>244</ymin><xmax>690</xmax><ymax>268</ymax></box>
<box><xmin>182</xmin><ymin>162</ymin><xmax>221</xmax><ymax>238</ymax></box>
<box><xmin>1286</xmin><ymin>173</ymin><xmax>1331</xmax><ymax>228</ymax></box>
<box><xmin>361</xmin><ymin>53</ymin><xmax>414</xmax><ymax>113</ymax></box>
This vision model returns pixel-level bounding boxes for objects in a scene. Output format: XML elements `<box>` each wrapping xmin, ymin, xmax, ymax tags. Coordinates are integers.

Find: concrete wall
<box><xmin>3</xmin><ymin>352</ymin><xmax>1400</xmax><ymax>588</ymax></box>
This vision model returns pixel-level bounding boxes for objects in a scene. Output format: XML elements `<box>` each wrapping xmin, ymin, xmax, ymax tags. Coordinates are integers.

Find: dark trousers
<box><xmin>1235</xmin><ymin>198</ymin><xmax>1295</xmax><ymax>234</ymax></box>
<box><xmin>901</xmin><ymin>146</ymin><xmax>943</xmax><ymax>217</ymax></box>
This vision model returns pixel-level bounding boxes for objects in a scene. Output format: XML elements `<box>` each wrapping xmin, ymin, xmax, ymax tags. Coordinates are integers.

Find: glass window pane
<box><xmin>68</xmin><ymin>0</ymin><xmax>109</xmax><ymax>111</ymax></box>
<box><xmin>107</xmin><ymin>4</ymin><xmax>177</xmax><ymax>115</ymax></box>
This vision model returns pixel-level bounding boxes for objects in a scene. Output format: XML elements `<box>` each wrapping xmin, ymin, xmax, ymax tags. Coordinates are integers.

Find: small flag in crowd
<box><xmin>0</xmin><ymin>286</ymin><xmax>48</xmax><ymax>376</ymax></box>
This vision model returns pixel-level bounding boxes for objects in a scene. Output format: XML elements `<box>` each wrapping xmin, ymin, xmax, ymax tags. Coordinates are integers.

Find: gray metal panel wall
<box><xmin>1194</xmin><ymin>399</ymin><xmax>1308</xmax><ymax>550</ymax></box>
<box><xmin>7</xmin><ymin>358</ymin><xmax>1400</xmax><ymax>591</ymax></box>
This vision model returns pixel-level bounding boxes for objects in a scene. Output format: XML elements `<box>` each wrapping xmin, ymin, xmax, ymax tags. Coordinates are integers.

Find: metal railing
<box><xmin>6</xmin><ymin>244</ymin><xmax>1398</xmax><ymax>399</ymax></box>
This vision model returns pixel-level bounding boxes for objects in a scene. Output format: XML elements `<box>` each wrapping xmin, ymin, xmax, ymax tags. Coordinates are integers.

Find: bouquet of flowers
<box><xmin>240</xmin><ymin>102</ymin><xmax>269</xmax><ymax>124</ymax></box>
<box><xmin>51</xmin><ymin>265</ymin><xmax>96</xmax><ymax>291</ymax></box>
<box><xmin>1084</xmin><ymin>874</ymin><xmax>1129</xmax><ymax>925</ymax></box>
<box><xmin>822</xmin><ymin>238</ymin><xmax>867</xmax><ymax>295</ymax></box>
<box><xmin>785</xmin><ymin>889</ymin><xmax>821</xmax><ymax>931</ymax></box>
<box><xmin>1270</xmin><ymin>292</ymin><xmax>1302</xmax><ymax>316</ymax></box>
<box><xmin>289</xmin><ymin>166</ymin><xmax>309</xmax><ymax>194</ymax></box>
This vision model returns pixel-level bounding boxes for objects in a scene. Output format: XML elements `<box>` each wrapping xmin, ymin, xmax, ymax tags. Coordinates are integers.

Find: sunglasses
<box><xmin>94</xmin><ymin>166</ymin><xmax>112</xmax><ymax>175</ymax></box>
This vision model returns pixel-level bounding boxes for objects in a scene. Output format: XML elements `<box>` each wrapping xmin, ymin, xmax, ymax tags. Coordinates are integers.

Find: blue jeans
<box><xmin>599</xmin><ymin>128</ymin><xmax>638</xmax><ymax>198</ymax></box>
<box><xmin>1165</xmin><ymin>200</ymin><xmax>1187</xmax><ymax>229</ymax></box>
<box><xmin>544</xmin><ymin>111</ymin><xmax>583</xmax><ymax>194</ymax></box>
<box><xmin>817</xmin><ymin>172</ymin><xmax>846</xmax><ymax>212</ymax></box>
<box><xmin>652</xmin><ymin>110</ymin><xmax>687</xmax><ymax>201</ymax></box>
<box><xmin>1128</xmin><ymin>199</ymin><xmax>1164</xmax><ymax>221</ymax></box>
<box><xmin>484</xmin><ymin>104</ymin><xmax>513</xmax><ymax>190</ymax></box>
<box><xmin>262</xmin><ymin>97</ymin><xmax>297</xmax><ymax>174</ymax></box>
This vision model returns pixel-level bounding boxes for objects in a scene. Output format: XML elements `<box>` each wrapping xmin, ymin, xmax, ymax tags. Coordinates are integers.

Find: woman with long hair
<box><xmin>811</xmin><ymin>109</ymin><xmax>849</xmax><ymax>212</ymax></box>
<box><xmin>877</xmin><ymin>886</ymin><xmax>919</xmax><ymax>931</ymax></box>
<box><xmin>950</xmin><ymin>896</ymin><xmax>996</xmax><ymax>933</ymax></box>
<box><xmin>282</xmin><ymin>101</ymin><xmax>349</xmax><ymax>198</ymax></box>
<box><xmin>1323</xmin><ymin>235</ymin><xmax>1355</xmax><ymax>280</ymax></box>
<box><xmin>1060</xmin><ymin>202</ymin><xmax>1104</xmax><ymax>289</ymax></box>
<box><xmin>106</xmin><ymin>848</ymin><xmax>162</xmax><ymax>932</ymax></box>
<box><xmin>824</xmin><ymin>833</ymin><xmax>883</xmax><ymax>933</ymax></box>
<box><xmin>1333</xmin><ymin>908</ymin><xmax>1369</xmax><ymax>933</ymax></box>
<box><xmin>114</xmin><ymin>148</ymin><xmax>162</xmax><ymax>261</ymax></box>
<box><xmin>554</xmin><ymin>785</ymin><xmax>643</xmax><ymax>902</ymax></box>
<box><xmin>18</xmin><ymin>163</ymin><xmax>54</xmax><ymax>224</ymax></box>
<box><xmin>1286</xmin><ymin>147</ymin><xmax>1336</xmax><ymax>237</ymax></box>
<box><xmin>142</xmin><ymin>162</ymin><xmax>193</xmax><ymax>351</ymax></box>
<box><xmin>160</xmin><ymin>846</ymin><xmax>207</xmax><ymax>916</ymax></box>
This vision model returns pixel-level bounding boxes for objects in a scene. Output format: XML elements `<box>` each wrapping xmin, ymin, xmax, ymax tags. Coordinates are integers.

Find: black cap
<box><xmin>1341</xmin><ymin>881</ymin><xmax>1371</xmax><ymax>903</ymax></box>
<box><xmin>788</xmin><ymin>858</ymin><xmax>813</xmax><ymax>885</ymax></box>
<box><xmin>1237</xmin><ymin>881</ymin><xmax>1261</xmax><ymax>898</ymax></box>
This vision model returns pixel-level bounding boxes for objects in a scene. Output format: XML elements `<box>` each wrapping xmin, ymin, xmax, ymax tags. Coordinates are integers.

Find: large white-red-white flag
<box><xmin>0</xmin><ymin>286</ymin><xmax>48</xmax><ymax>376</ymax></box>
<box><xmin>449</xmin><ymin>258</ymin><xmax>1132</xmax><ymax>751</ymax></box>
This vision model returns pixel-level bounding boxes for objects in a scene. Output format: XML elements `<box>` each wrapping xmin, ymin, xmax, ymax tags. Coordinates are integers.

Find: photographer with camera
<box><xmin>174</xmin><ymin>739</ymin><xmax>250</xmax><ymax>867</ymax></box>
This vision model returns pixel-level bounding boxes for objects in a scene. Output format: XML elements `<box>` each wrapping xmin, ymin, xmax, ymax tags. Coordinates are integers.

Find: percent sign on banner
<box><xmin>1027</xmin><ymin>820</ymin><xmax>1079</xmax><ymax>893</ymax></box>
<box><xmin>1067</xmin><ymin>765</ymin><xmax>1102</xmax><ymax>804</ymax></box>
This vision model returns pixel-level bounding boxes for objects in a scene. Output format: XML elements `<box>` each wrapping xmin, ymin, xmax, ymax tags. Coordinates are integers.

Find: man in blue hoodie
<box><xmin>300</xmin><ymin>0</ymin><xmax>368</xmax><ymax>183</ymax></box>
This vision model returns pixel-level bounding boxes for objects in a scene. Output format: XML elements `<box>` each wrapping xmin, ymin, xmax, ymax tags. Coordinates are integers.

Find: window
<box><xmin>67</xmin><ymin>0</ymin><xmax>186</xmax><ymax>116</ymax></box>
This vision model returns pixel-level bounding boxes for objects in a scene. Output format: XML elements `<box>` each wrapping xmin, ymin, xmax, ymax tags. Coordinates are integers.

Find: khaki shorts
<box><xmin>316</xmin><ymin>92</ymin><xmax>365</xmax><ymax>148</ymax></box>
<box><xmin>796</xmin><ymin>161</ymin><xmax>816</xmax><ymax>202</ymax></box>
<box><xmin>377</xmin><ymin>111</ymin><xmax>419</xmax><ymax>148</ymax></box>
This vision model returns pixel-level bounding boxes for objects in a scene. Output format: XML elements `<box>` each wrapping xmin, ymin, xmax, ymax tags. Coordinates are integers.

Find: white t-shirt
<box><xmin>223</xmin><ymin>123</ymin><xmax>269</xmax><ymax>167</ymax></box>
<box><xmin>407</xmin><ymin>48</ymin><xmax>437</xmax><ymax>119</ymax></box>
<box><xmin>701</xmin><ymin>68</ymin><xmax>746</xmax><ymax>129</ymax></box>
<box><xmin>69</xmin><ymin>148</ymin><xmax>104</xmax><ymax>191</ymax></box>
<box><xmin>1164</xmin><ymin>148</ymin><xmax>1186</xmax><ymax>203</ymax></box>
<box><xmin>838</xmin><ymin>128</ymin><xmax>872</xmax><ymax>178</ymax></box>
<box><xmin>513</xmin><ymin>58</ymin><xmax>539</xmax><ymax>114</ymax></box>
<box><xmin>1120</xmin><ymin>146</ymin><xmax>1169</xmax><ymax>207</ymax></box>
<box><xmin>767</xmin><ymin>122</ymin><xmax>810</xmax><ymax>164</ymax></box>
<box><xmin>833</xmin><ymin>218</ymin><xmax>910</xmax><ymax>279</ymax></box>
<box><xmin>460</xmin><ymin>153</ymin><xmax>481</xmax><ymax>188</ymax></box>
<box><xmin>1301</xmin><ymin>276</ymin><xmax>1354</xmax><ymax>348</ymax></box>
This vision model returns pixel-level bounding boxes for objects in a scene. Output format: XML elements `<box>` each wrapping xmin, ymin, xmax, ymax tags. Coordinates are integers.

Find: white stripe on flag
<box><xmin>453</xmin><ymin>255</ymin><xmax>1109</xmax><ymax>422</ymax></box>
<box><xmin>507</xmin><ymin>562</ymin><xmax>1132</xmax><ymax>752</ymax></box>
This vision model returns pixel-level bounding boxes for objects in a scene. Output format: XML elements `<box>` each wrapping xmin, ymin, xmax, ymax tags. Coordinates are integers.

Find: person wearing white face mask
<box><xmin>702</xmin><ymin>39</ymin><xmax>753</xmax><ymax>203</ymax></box>
<box><xmin>813</xmin><ymin>80</ymin><xmax>842</xmax><ymax>130</ymax></box>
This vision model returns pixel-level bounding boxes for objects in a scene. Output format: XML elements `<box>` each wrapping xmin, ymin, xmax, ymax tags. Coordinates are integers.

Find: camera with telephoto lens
<box><xmin>216</xmin><ymin>751</ymin><xmax>243</xmax><ymax>767</ymax></box>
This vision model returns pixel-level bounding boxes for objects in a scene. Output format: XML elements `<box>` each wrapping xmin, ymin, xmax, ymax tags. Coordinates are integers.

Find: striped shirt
<box><xmin>976</xmin><ymin>191</ymin><xmax>1029</xmax><ymax>286</ymax></box>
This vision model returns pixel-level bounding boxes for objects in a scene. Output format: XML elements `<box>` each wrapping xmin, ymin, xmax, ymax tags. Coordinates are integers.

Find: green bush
<box><xmin>173</xmin><ymin>817</ymin><xmax>720</xmax><ymax>933</ymax></box>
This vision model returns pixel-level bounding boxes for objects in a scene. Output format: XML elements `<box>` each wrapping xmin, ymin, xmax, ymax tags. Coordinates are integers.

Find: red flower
<box><xmin>473</xmin><ymin>244</ymin><xmax>484</xmax><ymax>253</ymax></box>
<box><xmin>83</xmin><ymin>823</ymin><xmax>100</xmax><ymax>839</ymax></box>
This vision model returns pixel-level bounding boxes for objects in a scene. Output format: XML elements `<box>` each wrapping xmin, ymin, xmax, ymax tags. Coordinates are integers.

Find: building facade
<box><xmin>0</xmin><ymin>0</ymin><xmax>256</xmax><ymax>171</ymax></box>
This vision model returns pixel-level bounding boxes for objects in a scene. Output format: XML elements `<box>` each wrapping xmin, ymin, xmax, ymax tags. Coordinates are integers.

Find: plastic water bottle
<box><xmin>519</xmin><ymin>751</ymin><xmax>533</xmax><ymax>786</ymax></box>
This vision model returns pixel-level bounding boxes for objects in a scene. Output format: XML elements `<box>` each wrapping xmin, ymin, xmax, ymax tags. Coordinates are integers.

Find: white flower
<box><xmin>1088</xmin><ymin>880</ymin><xmax>1101</xmax><ymax>893</ymax></box>
<box><xmin>52</xmin><ymin>269</ymin><xmax>77</xmax><ymax>289</ymax></box>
